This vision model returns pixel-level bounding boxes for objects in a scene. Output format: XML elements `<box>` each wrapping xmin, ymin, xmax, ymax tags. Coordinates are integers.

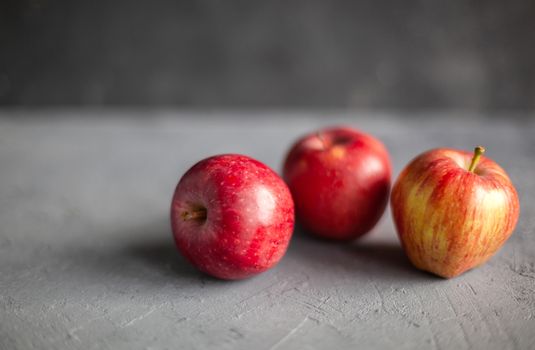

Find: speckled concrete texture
<box><xmin>0</xmin><ymin>111</ymin><xmax>534</xmax><ymax>349</ymax></box>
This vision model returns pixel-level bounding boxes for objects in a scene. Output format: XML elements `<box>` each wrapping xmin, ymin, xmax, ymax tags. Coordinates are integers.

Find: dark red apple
<box><xmin>391</xmin><ymin>146</ymin><xmax>520</xmax><ymax>278</ymax></box>
<box><xmin>283</xmin><ymin>126</ymin><xmax>391</xmax><ymax>240</ymax></box>
<box><xmin>170</xmin><ymin>154</ymin><xmax>295</xmax><ymax>280</ymax></box>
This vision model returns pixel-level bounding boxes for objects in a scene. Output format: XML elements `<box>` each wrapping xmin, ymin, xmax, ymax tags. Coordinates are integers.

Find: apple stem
<box><xmin>181</xmin><ymin>208</ymin><xmax>207</xmax><ymax>222</ymax></box>
<box><xmin>468</xmin><ymin>146</ymin><xmax>485</xmax><ymax>173</ymax></box>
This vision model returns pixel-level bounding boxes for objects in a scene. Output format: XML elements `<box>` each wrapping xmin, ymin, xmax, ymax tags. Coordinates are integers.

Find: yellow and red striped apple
<box><xmin>391</xmin><ymin>146</ymin><xmax>519</xmax><ymax>278</ymax></box>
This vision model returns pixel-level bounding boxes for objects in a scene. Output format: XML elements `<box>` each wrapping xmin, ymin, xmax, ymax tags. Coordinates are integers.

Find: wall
<box><xmin>1</xmin><ymin>0</ymin><xmax>534</xmax><ymax>110</ymax></box>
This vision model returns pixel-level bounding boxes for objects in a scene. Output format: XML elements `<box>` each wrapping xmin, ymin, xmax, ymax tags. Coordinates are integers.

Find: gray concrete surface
<box><xmin>0</xmin><ymin>110</ymin><xmax>534</xmax><ymax>349</ymax></box>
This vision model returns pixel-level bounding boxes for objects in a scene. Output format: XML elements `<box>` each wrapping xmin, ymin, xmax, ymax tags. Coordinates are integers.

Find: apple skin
<box><xmin>391</xmin><ymin>148</ymin><xmax>520</xmax><ymax>278</ymax></box>
<box><xmin>170</xmin><ymin>154</ymin><xmax>295</xmax><ymax>280</ymax></box>
<box><xmin>283</xmin><ymin>126</ymin><xmax>392</xmax><ymax>240</ymax></box>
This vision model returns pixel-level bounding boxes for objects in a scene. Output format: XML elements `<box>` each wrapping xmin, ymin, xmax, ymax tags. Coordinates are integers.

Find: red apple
<box><xmin>391</xmin><ymin>146</ymin><xmax>520</xmax><ymax>278</ymax></box>
<box><xmin>283</xmin><ymin>126</ymin><xmax>392</xmax><ymax>240</ymax></box>
<box><xmin>170</xmin><ymin>154</ymin><xmax>294</xmax><ymax>280</ymax></box>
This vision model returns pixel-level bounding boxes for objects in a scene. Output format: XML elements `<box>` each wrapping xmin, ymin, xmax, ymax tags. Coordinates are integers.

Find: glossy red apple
<box><xmin>170</xmin><ymin>154</ymin><xmax>294</xmax><ymax>280</ymax></box>
<box><xmin>283</xmin><ymin>126</ymin><xmax>392</xmax><ymax>240</ymax></box>
<box><xmin>391</xmin><ymin>146</ymin><xmax>520</xmax><ymax>278</ymax></box>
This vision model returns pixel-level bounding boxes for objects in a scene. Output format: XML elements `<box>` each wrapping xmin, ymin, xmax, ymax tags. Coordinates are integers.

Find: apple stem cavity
<box><xmin>468</xmin><ymin>146</ymin><xmax>486</xmax><ymax>173</ymax></box>
<box><xmin>316</xmin><ymin>132</ymin><xmax>327</xmax><ymax>150</ymax></box>
<box><xmin>181</xmin><ymin>208</ymin><xmax>207</xmax><ymax>222</ymax></box>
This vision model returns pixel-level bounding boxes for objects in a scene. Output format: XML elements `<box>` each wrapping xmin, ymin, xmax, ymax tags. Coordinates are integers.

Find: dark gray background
<box><xmin>1</xmin><ymin>0</ymin><xmax>534</xmax><ymax>110</ymax></box>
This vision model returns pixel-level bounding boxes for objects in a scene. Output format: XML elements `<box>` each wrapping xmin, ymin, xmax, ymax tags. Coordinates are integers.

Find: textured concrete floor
<box><xmin>0</xmin><ymin>111</ymin><xmax>534</xmax><ymax>349</ymax></box>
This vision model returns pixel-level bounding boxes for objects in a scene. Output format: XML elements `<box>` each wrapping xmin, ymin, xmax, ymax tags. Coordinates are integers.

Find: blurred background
<box><xmin>1</xmin><ymin>0</ymin><xmax>534</xmax><ymax>111</ymax></box>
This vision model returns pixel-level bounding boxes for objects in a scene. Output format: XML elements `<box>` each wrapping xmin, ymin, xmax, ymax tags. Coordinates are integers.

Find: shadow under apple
<box><xmin>55</xmin><ymin>218</ymin><xmax>205</xmax><ymax>289</ymax></box>
<box><xmin>287</xmin><ymin>223</ymin><xmax>435</xmax><ymax>283</ymax></box>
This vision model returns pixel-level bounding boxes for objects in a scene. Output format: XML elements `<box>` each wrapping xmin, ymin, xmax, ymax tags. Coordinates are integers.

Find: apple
<box><xmin>283</xmin><ymin>126</ymin><xmax>392</xmax><ymax>240</ymax></box>
<box><xmin>391</xmin><ymin>146</ymin><xmax>520</xmax><ymax>278</ymax></box>
<box><xmin>170</xmin><ymin>154</ymin><xmax>295</xmax><ymax>280</ymax></box>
